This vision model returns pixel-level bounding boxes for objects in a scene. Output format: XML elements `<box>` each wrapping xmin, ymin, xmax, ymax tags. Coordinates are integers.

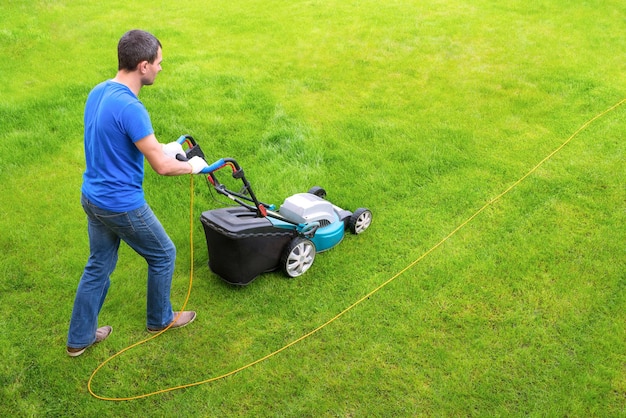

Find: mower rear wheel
<box><xmin>307</xmin><ymin>186</ymin><xmax>327</xmax><ymax>199</ymax></box>
<box><xmin>349</xmin><ymin>208</ymin><xmax>372</xmax><ymax>234</ymax></box>
<box><xmin>281</xmin><ymin>237</ymin><xmax>316</xmax><ymax>278</ymax></box>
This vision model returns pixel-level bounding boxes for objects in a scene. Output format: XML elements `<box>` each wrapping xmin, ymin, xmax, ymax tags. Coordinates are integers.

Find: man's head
<box><xmin>117</xmin><ymin>30</ymin><xmax>162</xmax><ymax>86</ymax></box>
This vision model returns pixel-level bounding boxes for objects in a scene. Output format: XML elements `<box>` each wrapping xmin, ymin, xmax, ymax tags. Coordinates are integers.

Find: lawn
<box><xmin>0</xmin><ymin>0</ymin><xmax>624</xmax><ymax>416</ymax></box>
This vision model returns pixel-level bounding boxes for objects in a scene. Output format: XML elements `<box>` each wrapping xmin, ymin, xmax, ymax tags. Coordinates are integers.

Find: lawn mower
<box><xmin>175</xmin><ymin>135</ymin><xmax>373</xmax><ymax>285</ymax></box>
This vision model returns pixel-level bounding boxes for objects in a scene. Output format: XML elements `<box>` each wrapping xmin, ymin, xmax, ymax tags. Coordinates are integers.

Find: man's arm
<box><xmin>135</xmin><ymin>133</ymin><xmax>193</xmax><ymax>176</ymax></box>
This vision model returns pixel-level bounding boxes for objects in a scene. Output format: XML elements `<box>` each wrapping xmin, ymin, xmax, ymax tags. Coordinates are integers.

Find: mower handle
<box><xmin>176</xmin><ymin>134</ymin><xmax>195</xmax><ymax>145</ymax></box>
<box><xmin>176</xmin><ymin>135</ymin><xmax>241</xmax><ymax>174</ymax></box>
<box><xmin>200</xmin><ymin>158</ymin><xmax>227</xmax><ymax>174</ymax></box>
<box><xmin>174</xmin><ymin>134</ymin><xmax>266</xmax><ymax>217</ymax></box>
<box><xmin>175</xmin><ymin>153</ymin><xmax>229</xmax><ymax>175</ymax></box>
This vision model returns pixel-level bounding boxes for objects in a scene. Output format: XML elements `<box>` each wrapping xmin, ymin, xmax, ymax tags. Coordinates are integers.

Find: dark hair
<box><xmin>117</xmin><ymin>30</ymin><xmax>162</xmax><ymax>71</ymax></box>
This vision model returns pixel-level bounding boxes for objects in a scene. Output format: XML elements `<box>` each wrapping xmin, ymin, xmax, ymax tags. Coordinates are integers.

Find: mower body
<box><xmin>201</xmin><ymin>192</ymin><xmax>357</xmax><ymax>285</ymax></box>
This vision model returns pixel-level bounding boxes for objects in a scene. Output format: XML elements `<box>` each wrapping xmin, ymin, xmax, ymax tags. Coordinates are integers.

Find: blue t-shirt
<box><xmin>81</xmin><ymin>80</ymin><xmax>154</xmax><ymax>212</ymax></box>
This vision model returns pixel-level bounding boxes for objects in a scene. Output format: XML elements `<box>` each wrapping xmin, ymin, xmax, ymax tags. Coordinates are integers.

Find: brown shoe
<box><xmin>66</xmin><ymin>325</ymin><xmax>113</xmax><ymax>357</ymax></box>
<box><xmin>147</xmin><ymin>311</ymin><xmax>196</xmax><ymax>333</ymax></box>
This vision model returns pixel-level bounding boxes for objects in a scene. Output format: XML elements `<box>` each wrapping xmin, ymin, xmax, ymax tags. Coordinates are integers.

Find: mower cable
<box><xmin>88</xmin><ymin>97</ymin><xmax>626</xmax><ymax>401</ymax></box>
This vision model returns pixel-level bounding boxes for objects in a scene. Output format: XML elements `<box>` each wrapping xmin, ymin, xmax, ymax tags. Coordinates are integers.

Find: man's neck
<box><xmin>112</xmin><ymin>71</ymin><xmax>141</xmax><ymax>96</ymax></box>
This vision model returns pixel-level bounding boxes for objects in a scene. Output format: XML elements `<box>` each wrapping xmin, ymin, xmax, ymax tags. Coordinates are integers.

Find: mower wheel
<box><xmin>349</xmin><ymin>208</ymin><xmax>372</xmax><ymax>234</ymax></box>
<box><xmin>281</xmin><ymin>237</ymin><xmax>316</xmax><ymax>278</ymax></box>
<box><xmin>307</xmin><ymin>186</ymin><xmax>327</xmax><ymax>199</ymax></box>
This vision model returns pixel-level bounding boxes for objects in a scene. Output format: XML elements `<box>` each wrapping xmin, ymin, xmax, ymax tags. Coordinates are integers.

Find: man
<box><xmin>67</xmin><ymin>30</ymin><xmax>208</xmax><ymax>357</ymax></box>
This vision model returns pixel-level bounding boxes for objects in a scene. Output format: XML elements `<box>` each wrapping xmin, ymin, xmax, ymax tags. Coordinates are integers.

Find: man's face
<box><xmin>141</xmin><ymin>47</ymin><xmax>162</xmax><ymax>86</ymax></box>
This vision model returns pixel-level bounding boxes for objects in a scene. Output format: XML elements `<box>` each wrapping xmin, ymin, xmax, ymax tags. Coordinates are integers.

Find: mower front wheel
<box><xmin>349</xmin><ymin>208</ymin><xmax>372</xmax><ymax>234</ymax></box>
<box><xmin>281</xmin><ymin>237</ymin><xmax>316</xmax><ymax>278</ymax></box>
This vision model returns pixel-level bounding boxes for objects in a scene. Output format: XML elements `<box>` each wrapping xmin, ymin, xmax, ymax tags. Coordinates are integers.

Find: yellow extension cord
<box><xmin>88</xmin><ymin>98</ymin><xmax>626</xmax><ymax>401</ymax></box>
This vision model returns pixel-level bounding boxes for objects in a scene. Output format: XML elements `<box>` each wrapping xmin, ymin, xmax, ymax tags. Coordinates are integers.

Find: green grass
<box><xmin>1</xmin><ymin>0</ymin><xmax>625</xmax><ymax>416</ymax></box>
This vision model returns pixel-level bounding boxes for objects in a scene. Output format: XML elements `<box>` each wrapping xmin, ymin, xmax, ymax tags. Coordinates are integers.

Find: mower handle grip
<box><xmin>176</xmin><ymin>154</ymin><xmax>231</xmax><ymax>175</ymax></box>
<box><xmin>200</xmin><ymin>158</ymin><xmax>226</xmax><ymax>174</ymax></box>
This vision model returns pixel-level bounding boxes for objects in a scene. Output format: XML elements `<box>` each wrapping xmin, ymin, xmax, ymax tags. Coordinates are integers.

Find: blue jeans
<box><xmin>67</xmin><ymin>194</ymin><xmax>175</xmax><ymax>348</ymax></box>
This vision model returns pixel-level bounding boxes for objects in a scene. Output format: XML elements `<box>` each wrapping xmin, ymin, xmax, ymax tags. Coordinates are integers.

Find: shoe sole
<box><xmin>67</xmin><ymin>347</ymin><xmax>86</xmax><ymax>357</ymax></box>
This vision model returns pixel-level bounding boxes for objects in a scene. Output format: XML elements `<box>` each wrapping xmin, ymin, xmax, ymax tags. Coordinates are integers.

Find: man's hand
<box><xmin>161</xmin><ymin>141</ymin><xmax>185</xmax><ymax>159</ymax></box>
<box><xmin>188</xmin><ymin>156</ymin><xmax>209</xmax><ymax>174</ymax></box>
<box><xmin>137</xmin><ymin>134</ymin><xmax>195</xmax><ymax>176</ymax></box>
